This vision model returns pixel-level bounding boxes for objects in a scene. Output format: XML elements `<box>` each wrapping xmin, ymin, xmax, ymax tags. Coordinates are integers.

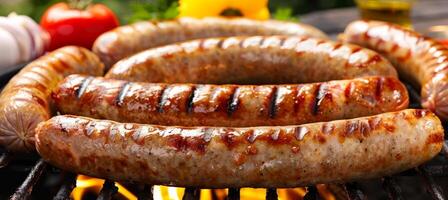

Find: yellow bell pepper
<box><xmin>179</xmin><ymin>0</ymin><xmax>270</xmax><ymax>20</ymax></box>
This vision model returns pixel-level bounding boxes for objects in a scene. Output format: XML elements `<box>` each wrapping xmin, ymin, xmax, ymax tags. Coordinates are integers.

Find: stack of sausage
<box><xmin>0</xmin><ymin>17</ymin><xmax>446</xmax><ymax>188</ymax></box>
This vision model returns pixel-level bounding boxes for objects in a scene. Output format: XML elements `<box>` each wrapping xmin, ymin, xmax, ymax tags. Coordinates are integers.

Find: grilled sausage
<box><xmin>342</xmin><ymin>20</ymin><xmax>448</xmax><ymax>120</ymax></box>
<box><xmin>105</xmin><ymin>36</ymin><xmax>397</xmax><ymax>84</ymax></box>
<box><xmin>36</xmin><ymin>109</ymin><xmax>444</xmax><ymax>188</ymax></box>
<box><xmin>93</xmin><ymin>17</ymin><xmax>328</xmax><ymax>68</ymax></box>
<box><xmin>53</xmin><ymin>75</ymin><xmax>409</xmax><ymax>127</ymax></box>
<box><xmin>0</xmin><ymin>46</ymin><xmax>104</xmax><ymax>153</ymax></box>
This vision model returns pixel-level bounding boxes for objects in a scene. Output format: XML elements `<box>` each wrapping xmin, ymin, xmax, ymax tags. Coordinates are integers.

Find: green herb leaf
<box><xmin>273</xmin><ymin>7</ymin><xmax>299</xmax><ymax>22</ymax></box>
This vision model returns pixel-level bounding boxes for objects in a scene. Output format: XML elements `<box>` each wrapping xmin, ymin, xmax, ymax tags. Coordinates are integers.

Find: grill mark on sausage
<box><xmin>238</xmin><ymin>38</ymin><xmax>246</xmax><ymax>49</ymax></box>
<box><xmin>198</xmin><ymin>39</ymin><xmax>207</xmax><ymax>50</ymax></box>
<box><xmin>258</xmin><ymin>37</ymin><xmax>266</xmax><ymax>47</ymax></box>
<box><xmin>316</xmin><ymin>39</ymin><xmax>326</xmax><ymax>45</ymax></box>
<box><xmin>76</xmin><ymin>77</ymin><xmax>94</xmax><ymax>99</ymax></box>
<box><xmin>333</xmin><ymin>43</ymin><xmax>343</xmax><ymax>51</ymax></box>
<box><xmin>366</xmin><ymin>54</ymin><xmax>382</xmax><ymax>65</ymax></box>
<box><xmin>295</xmin><ymin>126</ymin><xmax>309</xmax><ymax>141</ymax></box>
<box><xmin>158</xmin><ymin>86</ymin><xmax>168</xmax><ymax>113</ymax></box>
<box><xmin>375</xmin><ymin>77</ymin><xmax>384</xmax><ymax>100</ymax></box>
<box><xmin>344</xmin><ymin>81</ymin><xmax>354</xmax><ymax>99</ymax></box>
<box><xmin>76</xmin><ymin>48</ymin><xmax>87</xmax><ymax>64</ymax></box>
<box><xmin>217</xmin><ymin>38</ymin><xmax>225</xmax><ymax>49</ymax></box>
<box><xmin>391</xmin><ymin>44</ymin><xmax>399</xmax><ymax>53</ymax></box>
<box><xmin>16</xmin><ymin>92</ymin><xmax>48</xmax><ymax>109</ymax></box>
<box><xmin>352</xmin><ymin>47</ymin><xmax>362</xmax><ymax>53</ymax></box>
<box><xmin>414</xmin><ymin>109</ymin><xmax>428</xmax><ymax>119</ymax></box>
<box><xmin>53</xmin><ymin>58</ymin><xmax>71</xmax><ymax>74</ymax></box>
<box><xmin>187</xmin><ymin>86</ymin><xmax>197</xmax><ymax>114</ymax></box>
<box><xmin>227</xmin><ymin>87</ymin><xmax>240</xmax><ymax>116</ymax></box>
<box><xmin>313</xmin><ymin>83</ymin><xmax>328</xmax><ymax>115</ymax></box>
<box><xmin>279</xmin><ymin>36</ymin><xmax>287</xmax><ymax>47</ymax></box>
<box><xmin>268</xmin><ymin>86</ymin><xmax>278</xmax><ymax>119</ymax></box>
<box><xmin>28</xmin><ymin>68</ymin><xmax>52</xmax><ymax>83</ymax></box>
<box><xmin>116</xmin><ymin>82</ymin><xmax>131</xmax><ymax>107</ymax></box>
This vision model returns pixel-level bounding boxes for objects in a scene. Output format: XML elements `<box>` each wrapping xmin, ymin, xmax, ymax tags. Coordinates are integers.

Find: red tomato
<box><xmin>440</xmin><ymin>39</ymin><xmax>448</xmax><ymax>47</ymax></box>
<box><xmin>40</xmin><ymin>2</ymin><xmax>119</xmax><ymax>50</ymax></box>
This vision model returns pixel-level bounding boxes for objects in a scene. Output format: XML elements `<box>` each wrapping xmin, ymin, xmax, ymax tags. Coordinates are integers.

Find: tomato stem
<box><xmin>68</xmin><ymin>0</ymin><xmax>93</xmax><ymax>10</ymax></box>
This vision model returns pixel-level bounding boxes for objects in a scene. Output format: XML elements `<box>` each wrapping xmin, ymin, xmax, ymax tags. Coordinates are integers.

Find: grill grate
<box><xmin>0</xmin><ymin>83</ymin><xmax>448</xmax><ymax>200</ymax></box>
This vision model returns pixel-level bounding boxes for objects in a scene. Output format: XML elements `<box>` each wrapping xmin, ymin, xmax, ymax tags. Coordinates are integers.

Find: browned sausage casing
<box><xmin>93</xmin><ymin>17</ymin><xmax>328</xmax><ymax>68</ymax></box>
<box><xmin>0</xmin><ymin>46</ymin><xmax>104</xmax><ymax>153</ymax></box>
<box><xmin>105</xmin><ymin>36</ymin><xmax>398</xmax><ymax>84</ymax></box>
<box><xmin>53</xmin><ymin>75</ymin><xmax>409</xmax><ymax>127</ymax></box>
<box><xmin>342</xmin><ymin>20</ymin><xmax>448</xmax><ymax>120</ymax></box>
<box><xmin>36</xmin><ymin>109</ymin><xmax>444</xmax><ymax>188</ymax></box>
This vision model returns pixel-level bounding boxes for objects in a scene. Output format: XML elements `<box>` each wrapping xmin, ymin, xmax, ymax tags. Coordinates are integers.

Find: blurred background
<box><xmin>0</xmin><ymin>0</ymin><xmax>355</xmax><ymax>23</ymax></box>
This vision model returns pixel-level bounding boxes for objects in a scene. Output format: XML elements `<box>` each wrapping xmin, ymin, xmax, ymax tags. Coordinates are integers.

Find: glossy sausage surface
<box><xmin>343</xmin><ymin>20</ymin><xmax>448</xmax><ymax>120</ymax></box>
<box><xmin>0</xmin><ymin>46</ymin><xmax>104</xmax><ymax>152</ymax></box>
<box><xmin>36</xmin><ymin>109</ymin><xmax>443</xmax><ymax>188</ymax></box>
<box><xmin>106</xmin><ymin>36</ymin><xmax>397</xmax><ymax>84</ymax></box>
<box><xmin>93</xmin><ymin>17</ymin><xmax>328</xmax><ymax>68</ymax></box>
<box><xmin>53</xmin><ymin>75</ymin><xmax>409</xmax><ymax>127</ymax></box>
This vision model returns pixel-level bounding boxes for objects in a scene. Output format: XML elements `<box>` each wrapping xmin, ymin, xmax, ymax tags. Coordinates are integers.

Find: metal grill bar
<box><xmin>53</xmin><ymin>172</ymin><xmax>77</xmax><ymax>200</ymax></box>
<box><xmin>344</xmin><ymin>183</ymin><xmax>366</xmax><ymax>200</ymax></box>
<box><xmin>418</xmin><ymin>166</ymin><xmax>446</xmax><ymax>200</ymax></box>
<box><xmin>182</xmin><ymin>188</ymin><xmax>200</xmax><ymax>200</ymax></box>
<box><xmin>0</xmin><ymin>152</ymin><xmax>11</xmax><ymax>168</ymax></box>
<box><xmin>138</xmin><ymin>185</ymin><xmax>153</xmax><ymax>200</ymax></box>
<box><xmin>9</xmin><ymin>159</ymin><xmax>47</xmax><ymax>200</ymax></box>
<box><xmin>303</xmin><ymin>186</ymin><xmax>319</xmax><ymax>200</ymax></box>
<box><xmin>266</xmin><ymin>188</ymin><xmax>278</xmax><ymax>200</ymax></box>
<box><xmin>96</xmin><ymin>180</ymin><xmax>118</xmax><ymax>200</ymax></box>
<box><xmin>399</xmin><ymin>165</ymin><xmax>448</xmax><ymax>177</ymax></box>
<box><xmin>441</xmin><ymin>142</ymin><xmax>448</xmax><ymax>158</ymax></box>
<box><xmin>382</xmin><ymin>177</ymin><xmax>403</xmax><ymax>200</ymax></box>
<box><xmin>227</xmin><ymin>188</ymin><xmax>240</xmax><ymax>200</ymax></box>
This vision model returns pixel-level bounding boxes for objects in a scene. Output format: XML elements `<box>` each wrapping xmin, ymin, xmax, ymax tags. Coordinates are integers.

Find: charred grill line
<box><xmin>227</xmin><ymin>87</ymin><xmax>239</xmax><ymax>116</ymax></box>
<box><xmin>313</xmin><ymin>83</ymin><xmax>325</xmax><ymax>115</ymax></box>
<box><xmin>76</xmin><ymin>76</ymin><xmax>94</xmax><ymax>99</ymax></box>
<box><xmin>268</xmin><ymin>86</ymin><xmax>278</xmax><ymax>118</ymax></box>
<box><xmin>10</xmin><ymin>159</ymin><xmax>47</xmax><ymax>200</ymax></box>
<box><xmin>158</xmin><ymin>86</ymin><xmax>169</xmax><ymax>113</ymax></box>
<box><xmin>279</xmin><ymin>36</ymin><xmax>287</xmax><ymax>47</ymax></box>
<box><xmin>382</xmin><ymin>177</ymin><xmax>404</xmax><ymax>200</ymax></box>
<box><xmin>96</xmin><ymin>180</ymin><xmax>118</xmax><ymax>200</ymax></box>
<box><xmin>375</xmin><ymin>77</ymin><xmax>384</xmax><ymax>100</ymax></box>
<box><xmin>187</xmin><ymin>86</ymin><xmax>197</xmax><ymax>114</ymax></box>
<box><xmin>116</xmin><ymin>82</ymin><xmax>131</xmax><ymax>107</ymax></box>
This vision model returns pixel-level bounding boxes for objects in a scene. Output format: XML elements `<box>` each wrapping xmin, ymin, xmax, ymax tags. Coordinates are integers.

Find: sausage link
<box><xmin>36</xmin><ymin>109</ymin><xmax>444</xmax><ymax>188</ymax></box>
<box><xmin>53</xmin><ymin>75</ymin><xmax>409</xmax><ymax>127</ymax></box>
<box><xmin>0</xmin><ymin>46</ymin><xmax>104</xmax><ymax>153</ymax></box>
<box><xmin>342</xmin><ymin>20</ymin><xmax>448</xmax><ymax>120</ymax></box>
<box><xmin>93</xmin><ymin>17</ymin><xmax>328</xmax><ymax>68</ymax></box>
<box><xmin>105</xmin><ymin>36</ymin><xmax>397</xmax><ymax>84</ymax></box>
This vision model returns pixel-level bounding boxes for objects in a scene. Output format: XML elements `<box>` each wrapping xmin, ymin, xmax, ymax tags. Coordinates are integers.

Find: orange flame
<box><xmin>71</xmin><ymin>175</ymin><xmax>137</xmax><ymax>200</ymax></box>
<box><xmin>71</xmin><ymin>176</ymin><xmax>335</xmax><ymax>200</ymax></box>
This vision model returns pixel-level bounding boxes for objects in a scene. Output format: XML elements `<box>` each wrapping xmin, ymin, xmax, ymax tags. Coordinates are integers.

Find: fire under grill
<box><xmin>1</xmin><ymin>82</ymin><xmax>448</xmax><ymax>200</ymax></box>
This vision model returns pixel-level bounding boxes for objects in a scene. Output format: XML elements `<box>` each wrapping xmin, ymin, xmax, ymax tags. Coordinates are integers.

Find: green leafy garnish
<box><xmin>273</xmin><ymin>7</ymin><xmax>299</xmax><ymax>21</ymax></box>
<box><xmin>127</xmin><ymin>0</ymin><xmax>178</xmax><ymax>23</ymax></box>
